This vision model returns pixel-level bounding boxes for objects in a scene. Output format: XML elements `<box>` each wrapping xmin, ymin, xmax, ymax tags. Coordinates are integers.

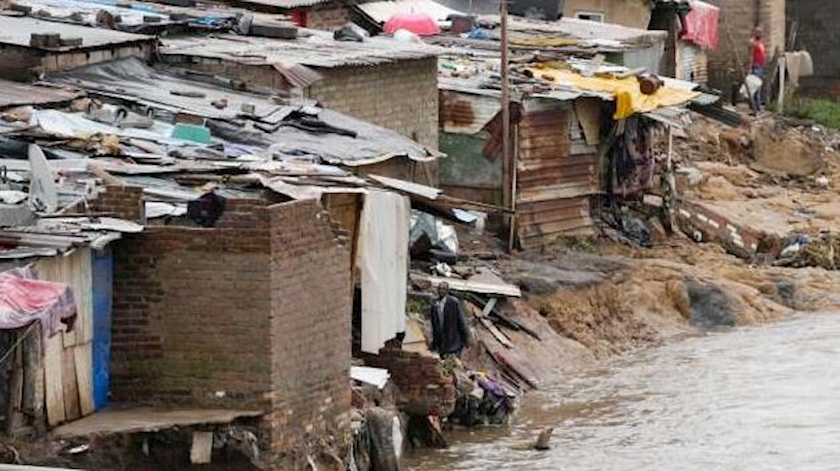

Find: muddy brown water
<box><xmin>407</xmin><ymin>313</ymin><xmax>840</xmax><ymax>471</ymax></box>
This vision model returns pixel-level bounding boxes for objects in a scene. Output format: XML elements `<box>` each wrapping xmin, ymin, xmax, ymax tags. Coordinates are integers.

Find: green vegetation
<box><xmin>784</xmin><ymin>97</ymin><xmax>840</xmax><ymax>129</ymax></box>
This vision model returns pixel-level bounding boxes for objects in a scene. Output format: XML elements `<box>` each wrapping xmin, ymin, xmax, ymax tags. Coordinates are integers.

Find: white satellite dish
<box><xmin>28</xmin><ymin>144</ymin><xmax>58</xmax><ymax>213</ymax></box>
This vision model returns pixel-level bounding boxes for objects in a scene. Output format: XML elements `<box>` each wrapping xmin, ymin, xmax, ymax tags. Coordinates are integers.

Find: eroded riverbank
<box><xmin>407</xmin><ymin>312</ymin><xmax>840</xmax><ymax>471</ymax></box>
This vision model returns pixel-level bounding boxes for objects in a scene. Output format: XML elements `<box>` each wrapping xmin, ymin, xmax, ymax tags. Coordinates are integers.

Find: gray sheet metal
<box><xmin>0</xmin><ymin>16</ymin><xmax>153</xmax><ymax>51</ymax></box>
<box><xmin>46</xmin><ymin>58</ymin><xmax>440</xmax><ymax>165</ymax></box>
<box><xmin>160</xmin><ymin>29</ymin><xmax>444</xmax><ymax>69</ymax></box>
<box><xmin>47</xmin><ymin>58</ymin><xmax>281</xmax><ymax>120</ymax></box>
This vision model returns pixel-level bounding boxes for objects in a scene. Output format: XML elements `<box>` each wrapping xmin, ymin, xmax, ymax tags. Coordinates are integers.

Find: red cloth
<box><xmin>0</xmin><ymin>266</ymin><xmax>76</xmax><ymax>339</ymax></box>
<box><xmin>751</xmin><ymin>41</ymin><xmax>767</xmax><ymax>67</ymax></box>
<box><xmin>681</xmin><ymin>0</ymin><xmax>720</xmax><ymax>50</ymax></box>
<box><xmin>383</xmin><ymin>13</ymin><xmax>440</xmax><ymax>36</ymax></box>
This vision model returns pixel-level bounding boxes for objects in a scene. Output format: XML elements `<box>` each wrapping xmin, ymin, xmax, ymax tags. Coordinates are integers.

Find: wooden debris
<box><xmin>410</xmin><ymin>273</ymin><xmax>521</xmax><ymax>297</ymax></box>
<box><xmin>468</xmin><ymin>299</ymin><xmax>513</xmax><ymax>348</ymax></box>
<box><xmin>190</xmin><ymin>431</ymin><xmax>214</xmax><ymax>464</ymax></box>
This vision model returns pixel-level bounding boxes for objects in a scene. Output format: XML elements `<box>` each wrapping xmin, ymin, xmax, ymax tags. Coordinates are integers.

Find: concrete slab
<box><xmin>52</xmin><ymin>408</ymin><xmax>263</xmax><ymax>438</ymax></box>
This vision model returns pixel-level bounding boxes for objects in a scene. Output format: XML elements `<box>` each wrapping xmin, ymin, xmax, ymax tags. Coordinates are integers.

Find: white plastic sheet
<box><xmin>357</xmin><ymin>190</ymin><xmax>410</xmax><ymax>354</ymax></box>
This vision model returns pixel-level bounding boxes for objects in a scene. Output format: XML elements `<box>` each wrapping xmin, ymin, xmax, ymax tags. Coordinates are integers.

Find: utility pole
<box><xmin>500</xmin><ymin>0</ymin><xmax>514</xmax><ymax>252</ymax></box>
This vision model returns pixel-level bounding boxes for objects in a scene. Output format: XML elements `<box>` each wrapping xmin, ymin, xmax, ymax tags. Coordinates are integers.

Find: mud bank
<box><xmin>477</xmin><ymin>234</ymin><xmax>840</xmax><ymax>386</ymax></box>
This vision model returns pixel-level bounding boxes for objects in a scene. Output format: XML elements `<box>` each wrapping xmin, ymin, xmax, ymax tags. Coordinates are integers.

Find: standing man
<box><xmin>748</xmin><ymin>27</ymin><xmax>767</xmax><ymax>114</ymax></box>
<box><xmin>430</xmin><ymin>283</ymin><xmax>470</xmax><ymax>358</ymax></box>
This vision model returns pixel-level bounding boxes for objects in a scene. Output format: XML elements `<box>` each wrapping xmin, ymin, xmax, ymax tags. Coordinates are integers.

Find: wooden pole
<box><xmin>500</xmin><ymin>0</ymin><xmax>513</xmax><ymax>252</ymax></box>
<box><xmin>778</xmin><ymin>56</ymin><xmax>786</xmax><ymax>114</ymax></box>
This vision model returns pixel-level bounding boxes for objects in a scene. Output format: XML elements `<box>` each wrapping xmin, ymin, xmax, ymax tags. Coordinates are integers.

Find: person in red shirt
<box><xmin>749</xmin><ymin>27</ymin><xmax>767</xmax><ymax>76</ymax></box>
<box><xmin>748</xmin><ymin>27</ymin><xmax>766</xmax><ymax>113</ymax></box>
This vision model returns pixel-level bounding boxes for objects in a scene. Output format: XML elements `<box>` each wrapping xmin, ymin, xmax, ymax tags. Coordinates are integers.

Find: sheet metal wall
<box><xmin>515</xmin><ymin>104</ymin><xmax>598</xmax><ymax>248</ymax></box>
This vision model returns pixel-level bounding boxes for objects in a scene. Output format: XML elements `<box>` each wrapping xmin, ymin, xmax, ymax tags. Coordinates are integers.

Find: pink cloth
<box><xmin>0</xmin><ymin>266</ymin><xmax>76</xmax><ymax>339</ymax></box>
<box><xmin>681</xmin><ymin>0</ymin><xmax>720</xmax><ymax>50</ymax></box>
<box><xmin>383</xmin><ymin>13</ymin><xmax>440</xmax><ymax>36</ymax></box>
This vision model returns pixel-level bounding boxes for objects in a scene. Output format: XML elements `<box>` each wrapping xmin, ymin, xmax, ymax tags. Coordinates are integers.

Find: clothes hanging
<box><xmin>357</xmin><ymin>190</ymin><xmax>410</xmax><ymax>354</ymax></box>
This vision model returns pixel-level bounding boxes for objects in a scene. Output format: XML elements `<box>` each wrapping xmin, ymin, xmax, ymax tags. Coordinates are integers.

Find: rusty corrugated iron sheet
<box><xmin>517</xmin><ymin>197</ymin><xmax>593</xmax><ymax>248</ymax></box>
<box><xmin>0</xmin><ymin>80</ymin><xmax>80</xmax><ymax>110</ymax></box>
<box><xmin>515</xmin><ymin>107</ymin><xmax>598</xmax><ymax>247</ymax></box>
<box><xmin>439</xmin><ymin>90</ymin><xmax>500</xmax><ymax>135</ymax></box>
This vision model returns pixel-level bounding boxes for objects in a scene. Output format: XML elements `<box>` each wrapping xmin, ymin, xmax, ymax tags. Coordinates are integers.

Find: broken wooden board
<box><xmin>467</xmin><ymin>300</ymin><xmax>512</xmax><ymax>348</ymax></box>
<box><xmin>190</xmin><ymin>431</ymin><xmax>214</xmax><ymax>464</ymax></box>
<box><xmin>44</xmin><ymin>334</ymin><xmax>66</xmax><ymax>426</ymax></box>
<box><xmin>575</xmin><ymin>97</ymin><xmax>601</xmax><ymax>146</ymax></box>
<box><xmin>53</xmin><ymin>409</ymin><xmax>263</xmax><ymax>438</ymax></box>
<box><xmin>74</xmin><ymin>343</ymin><xmax>95</xmax><ymax>417</ymax></box>
<box><xmin>402</xmin><ymin>319</ymin><xmax>429</xmax><ymax>353</ymax></box>
<box><xmin>411</xmin><ymin>272</ymin><xmax>521</xmax><ymax>298</ymax></box>
<box><xmin>62</xmin><ymin>345</ymin><xmax>81</xmax><ymax>421</ymax></box>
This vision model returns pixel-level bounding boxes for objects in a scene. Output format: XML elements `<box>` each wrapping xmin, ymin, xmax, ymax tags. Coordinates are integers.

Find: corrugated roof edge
<box><xmin>227</xmin><ymin>0</ymin><xmax>335</xmax><ymax>9</ymax></box>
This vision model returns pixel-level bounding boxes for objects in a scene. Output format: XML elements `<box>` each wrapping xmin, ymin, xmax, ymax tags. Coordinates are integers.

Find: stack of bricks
<box><xmin>87</xmin><ymin>185</ymin><xmax>146</xmax><ymax>224</ymax></box>
<box><xmin>366</xmin><ymin>348</ymin><xmax>456</xmax><ymax>417</ymax></box>
<box><xmin>108</xmin><ymin>195</ymin><xmax>353</xmax><ymax>459</ymax></box>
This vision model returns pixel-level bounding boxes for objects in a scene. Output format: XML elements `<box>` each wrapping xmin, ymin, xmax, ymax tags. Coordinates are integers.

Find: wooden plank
<box><xmin>62</xmin><ymin>346</ymin><xmax>81</xmax><ymax>421</ymax></box>
<box><xmin>44</xmin><ymin>334</ymin><xmax>66</xmax><ymax>427</ymax></box>
<box><xmin>6</xmin><ymin>336</ymin><xmax>24</xmax><ymax>435</ymax></box>
<box><xmin>467</xmin><ymin>300</ymin><xmax>512</xmax><ymax>348</ymax></box>
<box><xmin>74</xmin><ymin>343</ymin><xmax>95</xmax><ymax>417</ymax></box>
<box><xmin>575</xmin><ymin>97</ymin><xmax>602</xmax><ymax>146</ymax></box>
<box><xmin>22</xmin><ymin>324</ymin><xmax>45</xmax><ymax>434</ymax></box>
<box><xmin>411</xmin><ymin>274</ymin><xmax>521</xmax><ymax>297</ymax></box>
<box><xmin>190</xmin><ymin>432</ymin><xmax>214</xmax><ymax>464</ymax></box>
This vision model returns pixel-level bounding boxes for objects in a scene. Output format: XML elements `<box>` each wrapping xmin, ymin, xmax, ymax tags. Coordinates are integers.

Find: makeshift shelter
<box><xmin>438</xmin><ymin>52</ymin><xmax>722</xmax><ymax>248</ymax></box>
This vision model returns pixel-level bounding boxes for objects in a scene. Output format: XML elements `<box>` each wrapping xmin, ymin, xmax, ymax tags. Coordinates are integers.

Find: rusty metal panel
<box><xmin>515</xmin><ymin>107</ymin><xmax>599</xmax><ymax>246</ymax></box>
<box><xmin>440</xmin><ymin>90</ymin><xmax>501</xmax><ymax>135</ymax></box>
<box><xmin>517</xmin><ymin>197</ymin><xmax>594</xmax><ymax>248</ymax></box>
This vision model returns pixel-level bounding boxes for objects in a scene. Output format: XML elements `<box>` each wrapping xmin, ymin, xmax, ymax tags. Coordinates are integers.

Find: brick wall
<box><xmin>264</xmin><ymin>200</ymin><xmax>352</xmax><ymax>453</ymax></box>
<box><xmin>88</xmin><ymin>185</ymin><xmax>146</xmax><ymax>224</ymax></box>
<box><xmin>308</xmin><ymin>57</ymin><xmax>440</xmax><ymax>150</ymax></box>
<box><xmin>704</xmin><ymin>0</ymin><xmax>785</xmax><ymax>89</ymax></box>
<box><xmin>787</xmin><ymin>0</ymin><xmax>840</xmax><ymax>98</ymax></box>
<box><xmin>676</xmin><ymin>200</ymin><xmax>771</xmax><ymax>259</ymax></box>
<box><xmin>366</xmin><ymin>348</ymin><xmax>456</xmax><ymax>417</ymax></box>
<box><xmin>562</xmin><ymin>0</ymin><xmax>652</xmax><ymax>28</ymax></box>
<box><xmin>109</xmin><ymin>195</ymin><xmax>352</xmax><ymax>455</ymax></box>
<box><xmin>305</xmin><ymin>2</ymin><xmax>352</xmax><ymax>30</ymax></box>
<box><xmin>160</xmin><ymin>56</ymin><xmax>439</xmax><ymax>150</ymax></box>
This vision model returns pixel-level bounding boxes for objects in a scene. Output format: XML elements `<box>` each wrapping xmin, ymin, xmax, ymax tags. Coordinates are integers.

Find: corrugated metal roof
<box><xmin>43</xmin><ymin>58</ymin><xmax>440</xmax><ymax>166</ymax></box>
<box><xmin>482</xmin><ymin>15</ymin><xmax>667</xmax><ymax>45</ymax></box>
<box><xmin>357</xmin><ymin>0</ymin><xmax>463</xmax><ymax>23</ymax></box>
<box><xmin>160</xmin><ymin>29</ymin><xmax>444</xmax><ymax>69</ymax></box>
<box><xmin>0</xmin><ymin>80</ymin><xmax>80</xmax><ymax>109</ymax></box>
<box><xmin>0</xmin><ymin>16</ymin><xmax>154</xmax><ymax>51</ymax></box>
<box><xmin>231</xmin><ymin>0</ymin><xmax>331</xmax><ymax>9</ymax></box>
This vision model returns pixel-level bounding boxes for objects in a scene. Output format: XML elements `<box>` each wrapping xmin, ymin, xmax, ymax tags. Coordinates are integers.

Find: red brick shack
<box><xmin>101</xmin><ymin>187</ymin><xmax>352</xmax><ymax>465</ymax></box>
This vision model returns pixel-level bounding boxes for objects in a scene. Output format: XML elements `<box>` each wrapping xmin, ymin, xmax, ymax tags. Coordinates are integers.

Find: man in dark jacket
<box><xmin>430</xmin><ymin>283</ymin><xmax>470</xmax><ymax>357</ymax></box>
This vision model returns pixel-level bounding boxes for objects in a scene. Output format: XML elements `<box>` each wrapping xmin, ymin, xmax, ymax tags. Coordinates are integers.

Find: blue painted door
<box><xmin>92</xmin><ymin>248</ymin><xmax>113</xmax><ymax>410</ymax></box>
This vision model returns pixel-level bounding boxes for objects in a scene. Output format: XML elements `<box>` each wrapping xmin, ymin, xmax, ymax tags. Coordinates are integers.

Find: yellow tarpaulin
<box><xmin>527</xmin><ymin>67</ymin><xmax>701</xmax><ymax>119</ymax></box>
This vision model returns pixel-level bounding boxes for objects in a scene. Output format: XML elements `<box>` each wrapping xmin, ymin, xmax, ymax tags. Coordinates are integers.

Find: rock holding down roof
<box><xmin>44</xmin><ymin>58</ymin><xmax>441</xmax><ymax>166</ymax></box>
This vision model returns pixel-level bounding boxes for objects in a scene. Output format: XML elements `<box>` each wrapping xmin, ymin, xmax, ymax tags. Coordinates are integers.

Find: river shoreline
<box><xmin>408</xmin><ymin>310</ymin><xmax>840</xmax><ymax>470</ymax></box>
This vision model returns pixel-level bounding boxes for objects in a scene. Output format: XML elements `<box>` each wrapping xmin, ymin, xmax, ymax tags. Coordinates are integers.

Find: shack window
<box><xmin>575</xmin><ymin>11</ymin><xmax>605</xmax><ymax>22</ymax></box>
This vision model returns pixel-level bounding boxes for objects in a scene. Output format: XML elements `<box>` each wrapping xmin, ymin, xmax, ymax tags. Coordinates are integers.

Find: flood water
<box><xmin>407</xmin><ymin>313</ymin><xmax>840</xmax><ymax>471</ymax></box>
